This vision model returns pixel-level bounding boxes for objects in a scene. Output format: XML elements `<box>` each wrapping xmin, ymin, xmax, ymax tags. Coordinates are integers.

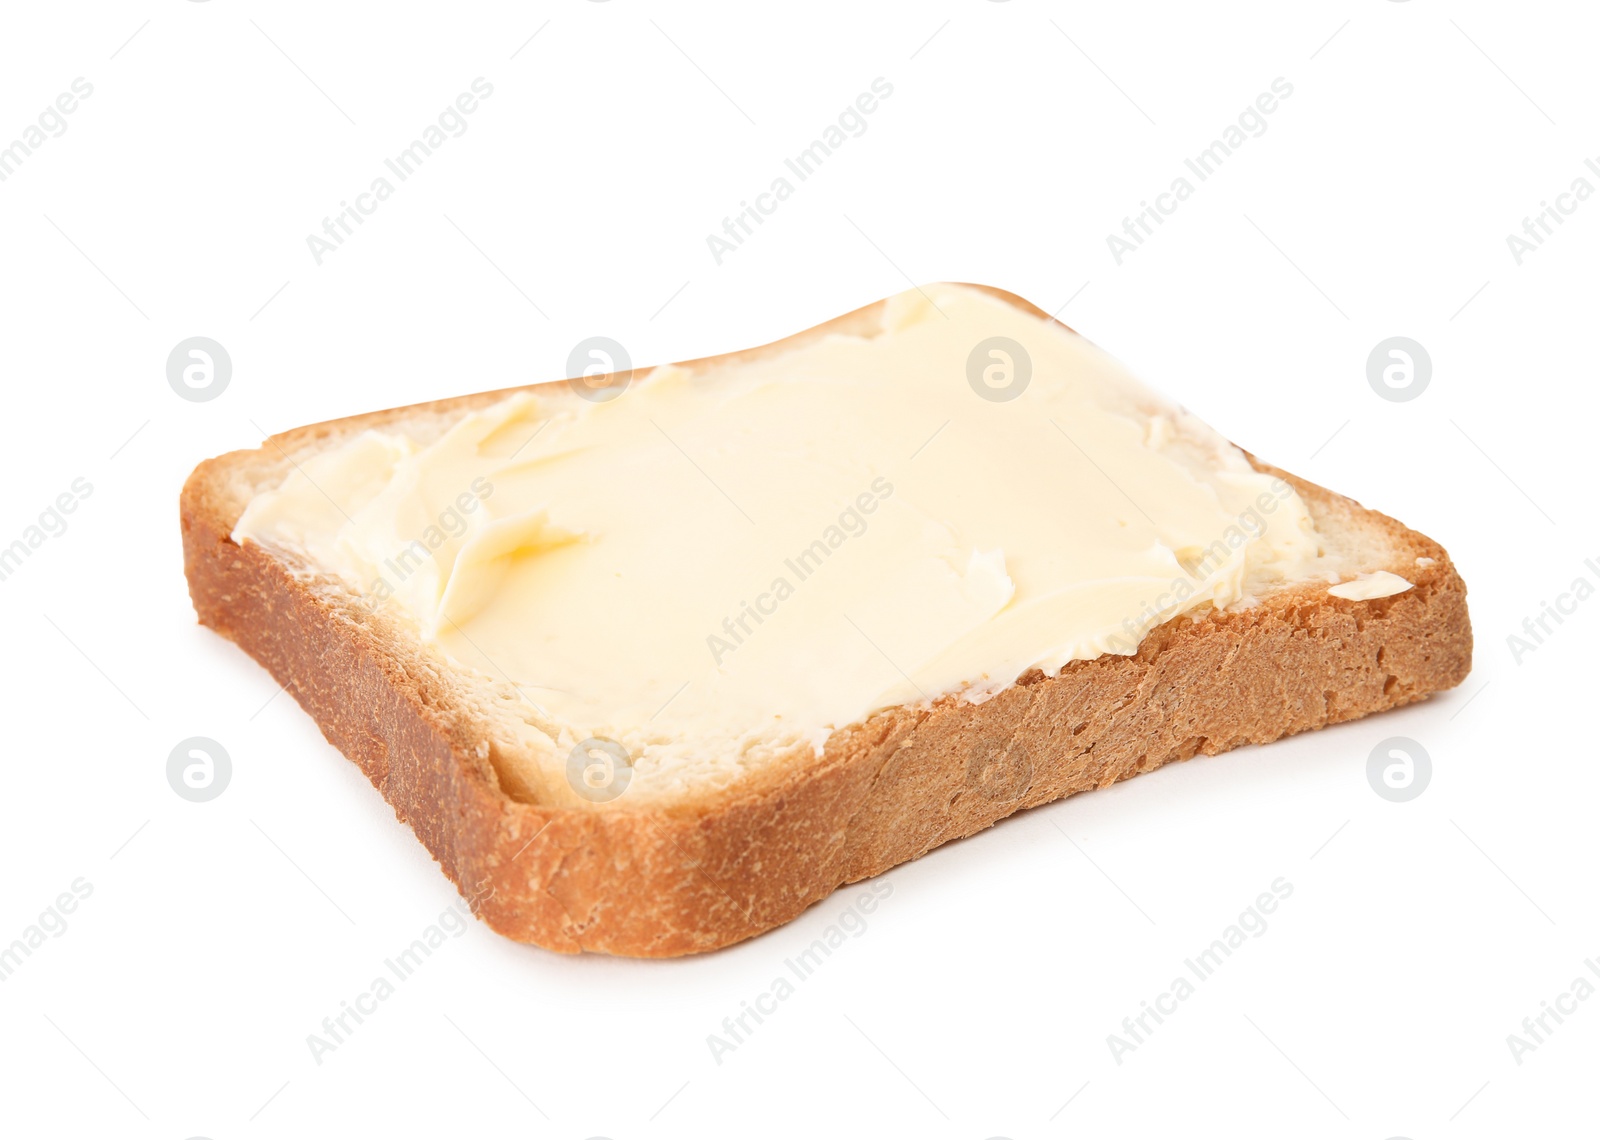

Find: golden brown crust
<box><xmin>179</xmin><ymin>287</ymin><xmax>1472</xmax><ymax>957</ymax></box>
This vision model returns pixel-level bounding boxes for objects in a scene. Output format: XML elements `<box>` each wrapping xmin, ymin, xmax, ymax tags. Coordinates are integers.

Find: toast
<box><xmin>180</xmin><ymin>284</ymin><xmax>1471</xmax><ymax>956</ymax></box>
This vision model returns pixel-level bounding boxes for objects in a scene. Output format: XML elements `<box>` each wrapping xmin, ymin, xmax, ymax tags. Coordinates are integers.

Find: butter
<box><xmin>1328</xmin><ymin>571</ymin><xmax>1412</xmax><ymax>601</ymax></box>
<box><xmin>234</xmin><ymin>284</ymin><xmax>1350</xmax><ymax>792</ymax></box>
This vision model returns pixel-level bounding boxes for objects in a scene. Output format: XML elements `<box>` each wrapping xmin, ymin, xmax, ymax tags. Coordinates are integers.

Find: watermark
<box><xmin>705</xmin><ymin>78</ymin><xmax>894</xmax><ymax>265</ymax></box>
<box><xmin>1506</xmin><ymin>958</ymin><xmax>1600</xmax><ymax>1065</ymax></box>
<box><xmin>360</xmin><ymin>477</ymin><xmax>495</xmax><ymax>608</ymax></box>
<box><xmin>167</xmin><ymin>336</ymin><xmax>232</xmax><ymax>401</ymax></box>
<box><xmin>1174</xmin><ymin>481</ymin><xmax>1296</xmax><ymax>579</ymax></box>
<box><xmin>0</xmin><ymin>878</ymin><xmax>93</xmax><ymax>982</ymax></box>
<box><xmin>1093</xmin><ymin>477</ymin><xmax>1299</xmax><ymax>656</ymax></box>
<box><xmin>306</xmin><ymin>899</ymin><xmax>473</xmax><ymax>1065</ymax></box>
<box><xmin>0</xmin><ymin>477</ymin><xmax>93</xmax><ymax>585</ymax></box>
<box><xmin>0</xmin><ymin>78</ymin><xmax>93</xmax><ymax>185</ymax></box>
<box><xmin>1506</xmin><ymin>557</ymin><xmax>1599</xmax><ymax>664</ymax></box>
<box><xmin>1107</xmin><ymin>877</ymin><xmax>1293</xmax><ymax>1064</ymax></box>
<box><xmin>305</xmin><ymin>79</ymin><xmax>495</xmax><ymax>265</ymax></box>
<box><xmin>567</xmin><ymin>737</ymin><xmax>631</xmax><ymax>802</ymax></box>
<box><xmin>168</xmin><ymin>737</ymin><xmax>231</xmax><ymax>803</ymax></box>
<box><xmin>1105</xmin><ymin>78</ymin><xmax>1294</xmax><ymax>265</ymax></box>
<box><xmin>1504</xmin><ymin>157</ymin><xmax>1598</xmax><ymax>265</ymax></box>
<box><xmin>706</xmin><ymin>477</ymin><xmax>894</xmax><ymax>665</ymax></box>
<box><xmin>706</xmin><ymin>879</ymin><xmax>892</xmax><ymax>1064</ymax></box>
<box><xmin>965</xmin><ymin>735</ymin><xmax>1033</xmax><ymax>803</ymax></box>
<box><xmin>566</xmin><ymin>336</ymin><xmax>632</xmax><ymax>402</ymax></box>
<box><xmin>967</xmin><ymin>337</ymin><xmax>1031</xmax><ymax>402</ymax></box>
<box><xmin>1366</xmin><ymin>737</ymin><xmax>1430</xmax><ymax>802</ymax></box>
<box><xmin>1366</xmin><ymin>337</ymin><xmax>1430</xmax><ymax>402</ymax></box>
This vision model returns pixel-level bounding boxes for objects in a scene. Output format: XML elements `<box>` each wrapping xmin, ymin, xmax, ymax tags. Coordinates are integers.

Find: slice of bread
<box><xmin>180</xmin><ymin>285</ymin><xmax>1471</xmax><ymax>957</ymax></box>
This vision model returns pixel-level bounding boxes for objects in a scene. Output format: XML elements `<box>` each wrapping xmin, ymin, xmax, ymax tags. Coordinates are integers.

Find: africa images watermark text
<box><xmin>705</xmin><ymin>78</ymin><xmax>894</xmax><ymax>265</ymax></box>
<box><xmin>305</xmin><ymin>79</ymin><xmax>495</xmax><ymax>266</ymax></box>
<box><xmin>1105</xmin><ymin>78</ymin><xmax>1294</xmax><ymax>265</ymax></box>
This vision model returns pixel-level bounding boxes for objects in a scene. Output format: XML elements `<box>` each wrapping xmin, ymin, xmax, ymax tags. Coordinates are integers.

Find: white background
<box><xmin>0</xmin><ymin>1</ymin><xmax>1595</xmax><ymax>1136</ymax></box>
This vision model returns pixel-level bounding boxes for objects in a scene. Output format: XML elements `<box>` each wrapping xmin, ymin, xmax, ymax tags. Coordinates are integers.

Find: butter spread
<box><xmin>1328</xmin><ymin>571</ymin><xmax>1412</xmax><ymax>600</ymax></box>
<box><xmin>234</xmin><ymin>284</ymin><xmax>1350</xmax><ymax>795</ymax></box>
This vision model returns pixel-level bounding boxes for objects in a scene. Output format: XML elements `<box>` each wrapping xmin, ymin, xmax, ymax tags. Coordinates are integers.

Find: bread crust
<box><xmin>180</xmin><ymin>287</ymin><xmax>1472</xmax><ymax>957</ymax></box>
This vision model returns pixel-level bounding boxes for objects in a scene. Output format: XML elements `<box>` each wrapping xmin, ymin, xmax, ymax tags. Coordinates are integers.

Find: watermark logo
<box><xmin>168</xmin><ymin>737</ymin><xmax>231</xmax><ymax>802</ymax></box>
<box><xmin>567</xmin><ymin>737</ymin><xmax>631</xmax><ymax>802</ymax></box>
<box><xmin>1366</xmin><ymin>736</ymin><xmax>1429</xmax><ymax>802</ymax></box>
<box><xmin>1366</xmin><ymin>337</ymin><xmax>1430</xmax><ymax>402</ymax></box>
<box><xmin>566</xmin><ymin>337</ymin><xmax>632</xmax><ymax>403</ymax></box>
<box><xmin>167</xmin><ymin>337</ymin><xmax>231</xmax><ymax>402</ymax></box>
<box><xmin>966</xmin><ymin>736</ymin><xmax>1032</xmax><ymax>802</ymax></box>
<box><xmin>966</xmin><ymin>337</ymin><xmax>1031</xmax><ymax>402</ymax></box>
